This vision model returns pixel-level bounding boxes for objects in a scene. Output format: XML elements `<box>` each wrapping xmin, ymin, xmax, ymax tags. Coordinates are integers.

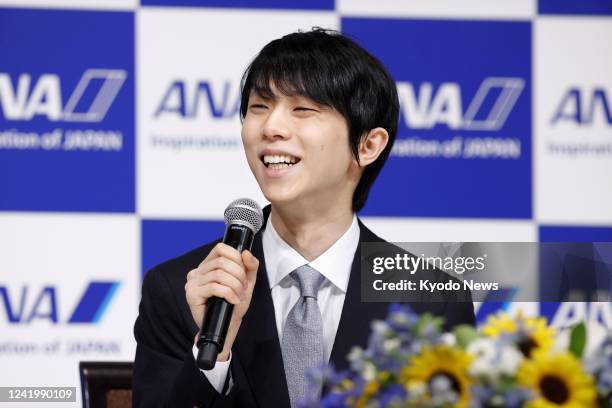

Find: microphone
<box><xmin>196</xmin><ymin>198</ymin><xmax>264</xmax><ymax>370</ymax></box>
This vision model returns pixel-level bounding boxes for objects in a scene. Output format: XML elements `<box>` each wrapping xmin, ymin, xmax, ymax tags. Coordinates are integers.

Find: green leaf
<box><xmin>454</xmin><ymin>325</ymin><xmax>479</xmax><ymax>348</ymax></box>
<box><xmin>415</xmin><ymin>313</ymin><xmax>443</xmax><ymax>335</ymax></box>
<box><xmin>569</xmin><ymin>322</ymin><xmax>586</xmax><ymax>358</ymax></box>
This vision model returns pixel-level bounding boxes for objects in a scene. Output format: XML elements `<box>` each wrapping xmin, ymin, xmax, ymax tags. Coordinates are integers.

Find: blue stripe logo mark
<box><xmin>68</xmin><ymin>281</ymin><xmax>120</xmax><ymax>323</ymax></box>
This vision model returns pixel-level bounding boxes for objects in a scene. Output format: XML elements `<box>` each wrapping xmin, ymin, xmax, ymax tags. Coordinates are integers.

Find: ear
<box><xmin>358</xmin><ymin>127</ymin><xmax>389</xmax><ymax>167</ymax></box>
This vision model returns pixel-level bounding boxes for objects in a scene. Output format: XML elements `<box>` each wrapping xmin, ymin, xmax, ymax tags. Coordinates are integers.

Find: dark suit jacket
<box><xmin>133</xmin><ymin>209</ymin><xmax>475</xmax><ymax>407</ymax></box>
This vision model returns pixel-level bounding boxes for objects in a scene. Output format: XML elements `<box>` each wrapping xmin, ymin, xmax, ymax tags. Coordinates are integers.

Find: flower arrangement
<box><xmin>303</xmin><ymin>305</ymin><xmax>612</xmax><ymax>408</ymax></box>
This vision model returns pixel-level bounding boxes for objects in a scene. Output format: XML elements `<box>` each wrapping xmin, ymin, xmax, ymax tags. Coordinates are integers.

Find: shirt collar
<box><xmin>262</xmin><ymin>214</ymin><xmax>360</xmax><ymax>293</ymax></box>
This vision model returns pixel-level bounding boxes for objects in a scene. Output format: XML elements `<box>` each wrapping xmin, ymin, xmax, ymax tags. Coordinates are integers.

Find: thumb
<box><xmin>242</xmin><ymin>250</ymin><xmax>259</xmax><ymax>285</ymax></box>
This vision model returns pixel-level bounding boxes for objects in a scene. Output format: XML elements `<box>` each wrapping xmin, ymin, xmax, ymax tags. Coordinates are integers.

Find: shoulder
<box><xmin>357</xmin><ymin>218</ymin><xmax>386</xmax><ymax>243</ymax></box>
<box><xmin>356</xmin><ymin>219</ymin><xmax>475</xmax><ymax>326</ymax></box>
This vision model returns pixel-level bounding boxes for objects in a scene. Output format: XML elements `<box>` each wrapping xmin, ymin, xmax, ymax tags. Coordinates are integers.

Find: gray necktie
<box><xmin>281</xmin><ymin>265</ymin><xmax>325</xmax><ymax>408</ymax></box>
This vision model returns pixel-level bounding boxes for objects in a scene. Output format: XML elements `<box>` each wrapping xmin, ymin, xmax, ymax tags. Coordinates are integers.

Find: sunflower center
<box><xmin>517</xmin><ymin>336</ymin><xmax>538</xmax><ymax>358</ymax></box>
<box><xmin>540</xmin><ymin>375</ymin><xmax>570</xmax><ymax>404</ymax></box>
<box><xmin>429</xmin><ymin>371</ymin><xmax>462</xmax><ymax>394</ymax></box>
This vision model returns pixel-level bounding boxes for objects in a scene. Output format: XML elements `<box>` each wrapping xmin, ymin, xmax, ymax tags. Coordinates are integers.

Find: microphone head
<box><xmin>224</xmin><ymin>198</ymin><xmax>264</xmax><ymax>233</ymax></box>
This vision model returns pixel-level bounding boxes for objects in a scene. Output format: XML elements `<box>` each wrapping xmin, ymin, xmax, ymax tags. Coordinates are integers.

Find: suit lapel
<box><xmin>234</xmin><ymin>209</ymin><xmax>291</xmax><ymax>408</ymax></box>
<box><xmin>329</xmin><ymin>220</ymin><xmax>389</xmax><ymax>371</ymax></box>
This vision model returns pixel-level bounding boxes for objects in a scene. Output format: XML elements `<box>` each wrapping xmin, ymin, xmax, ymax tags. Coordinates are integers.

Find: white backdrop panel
<box><xmin>362</xmin><ymin>217</ymin><xmax>537</xmax><ymax>242</ymax></box>
<box><xmin>535</xmin><ymin>17</ymin><xmax>612</xmax><ymax>224</ymax></box>
<box><xmin>338</xmin><ymin>0</ymin><xmax>535</xmax><ymax>20</ymax></box>
<box><xmin>0</xmin><ymin>213</ymin><xmax>138</xmax><ymax>406</ymax></box>
<box><xmin>137</xmin><ymin>8</ymin><xmax>338</xmax><ymax>219</ymax></box>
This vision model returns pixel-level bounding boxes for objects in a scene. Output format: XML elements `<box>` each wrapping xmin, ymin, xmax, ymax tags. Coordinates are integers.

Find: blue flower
<box><xmin>319</xmin><ymin>391</ymin><xmax>350</xmax><ymax>408</ymax></box>
<box><xmin>378</xmin><ymin>384</ymin><xmax>407</xmax><ymax>407</ymax></box>
<box><xmin>470</xmin><ymin>384</ymin><xmax>531</xmax><ymax>407</ymax></box>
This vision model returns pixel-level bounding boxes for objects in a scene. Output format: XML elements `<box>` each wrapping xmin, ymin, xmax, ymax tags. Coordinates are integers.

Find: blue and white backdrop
<box><xmin>1</xmin><ymin>0</ymin><xmax>611</xmax><ymax>401</ymax></box>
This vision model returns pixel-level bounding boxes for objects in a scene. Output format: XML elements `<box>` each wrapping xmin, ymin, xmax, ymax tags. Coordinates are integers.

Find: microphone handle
<box><xmin>196</xmin><ymin>224</ymin><xmax>254</xmax><ymax>370</ymax></box>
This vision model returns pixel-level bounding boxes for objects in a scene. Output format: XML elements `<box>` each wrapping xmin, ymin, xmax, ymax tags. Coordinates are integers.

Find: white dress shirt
<box><xmin>196</xmin><ymin>214</ymin><xmax>360</xmax><ymax>393</ymax></box>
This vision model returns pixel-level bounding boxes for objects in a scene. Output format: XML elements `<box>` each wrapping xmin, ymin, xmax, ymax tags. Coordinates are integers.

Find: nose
<box><xmin>262</xmin><ymin>106</ymin><xmax>290</xmax><ymax>141</ymax></box>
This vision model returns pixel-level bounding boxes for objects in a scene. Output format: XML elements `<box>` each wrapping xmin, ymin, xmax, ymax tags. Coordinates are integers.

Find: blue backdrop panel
<box><xmin>140</xmin><ymin>0</ymin><xmax>334</xmax><ymax>10</ymax></box>
<box><xmin>540</xmin><ymin>226</ymin><xmax>612</xmax><ymax>242</ymax></box>
<box><xmin>142</xmin><ymin>219</ymin><xmax>225</xmax><ymax>277</ymax></box>
<box><xmin>344</xmin><ymin>18</ymin><xmax>532</xmax><ymax>219</ymax></box>
<box><xmin>0</xmin><ymin>8</ymin><xmax>135</xmax><ymax>212</ymax></box>
<box><xmin>539</xmin><ymin>0</ymin><xmax>612</xmax><ymax>16</ymax></box>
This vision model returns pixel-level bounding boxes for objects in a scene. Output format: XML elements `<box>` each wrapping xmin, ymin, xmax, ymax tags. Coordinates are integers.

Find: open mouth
<box><xmin>261</xmin><ymin>154</ymin><xmax>301</xmax><ymax>170</ymax></box>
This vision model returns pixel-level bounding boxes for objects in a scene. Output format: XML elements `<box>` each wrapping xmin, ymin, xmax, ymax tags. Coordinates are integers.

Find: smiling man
<box><xmin>133</xmin><ymin>28</ymin><xmax>475</xmax><ymax>408</ymax></box>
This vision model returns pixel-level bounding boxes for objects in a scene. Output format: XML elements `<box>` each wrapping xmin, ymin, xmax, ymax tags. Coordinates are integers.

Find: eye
<box><xmin>249</xmin><ymin>104</ymin><xmax>268</xmax><ymax>111</ymax></box>
<box><xmin>294</xmin><ymin>107</ymin><xmax>317</xmax><ymax>112</ymax></box>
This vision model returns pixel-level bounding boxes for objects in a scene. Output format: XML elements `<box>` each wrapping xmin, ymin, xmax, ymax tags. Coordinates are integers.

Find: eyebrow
<box><xmin>250</xmin><ymin>91</ymin><xmax>327</xmax><ymax>108</ymax></box>
<box><xmin>249</xmin><ymin>91</ymin><xmax>274</xmax><ymax>101</ymax></box>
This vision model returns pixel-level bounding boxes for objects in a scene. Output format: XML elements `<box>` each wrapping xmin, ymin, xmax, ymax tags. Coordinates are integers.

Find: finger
<box><xmin>242</xmin><ymin>250</ymin><xmax>259</xmax><ymax>286</ymax></box>
<box><xmin>242</xmin><ymin>250</ymin><xmax>259</xmax><ymax>271</ymax></box>
<box><xmin>187</xmin><ymin>258</ymin><xmax>249</xmax><ymax>287</ymax></box>
<box><xmin>191</xmin><ymin>254</ymin><xmax>246</xmax><ymax>285</ymax></box>
<box><xmin>185</xmin><ymin>273</ymin><xmax>244</xmax><ymax>304</ymax></box>
<box><xmin>185</xmin><ymin>280</ymin><xmax>207</xmax><ymax>307</ymax></box>
<box><xmin>188</xmin><ymin>282</ymin><xmax>242</xmax><ymax>306</ymax></box>
<box><xmin>207</xmin><ymin>257</ymin><xmax>248</xmax><ymax>288</ymax></box>
<box><xmin>194</xmin><ymin>269</ymin><xmax>246</xmax><ymax>300</ymax></box>
<box><xmin>200</xmin><ymin>243</ymin><xmax>243</xmax><ymax>267</ymax></box>
<box><xmin>187</xmin><ymin>268</ymin><xmax>198</xmax><ymax>281</ymax></box>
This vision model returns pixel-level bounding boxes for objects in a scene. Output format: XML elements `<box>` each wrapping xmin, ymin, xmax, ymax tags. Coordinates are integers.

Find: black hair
<box><xmin>240</xmin><ymin>28</ymin><xmax>399</xmax><ymax>212</ymax></box>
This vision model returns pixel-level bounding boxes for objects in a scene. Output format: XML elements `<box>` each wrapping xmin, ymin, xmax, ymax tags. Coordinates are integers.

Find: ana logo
<box><xmin>0</xmin><ymin>69</ymin><xmax>126</xmax><ymax>122</ymax></box>
<box><xmin>398</xmin><ymin>77</ymin><xmax>524</xmax><ymax>131</ymax></box>
<box><xmin>154</xmin><ymin>79</ymin><xmax>240</xmax><ymax>119</ymax></box>
<box><xmin>551</xmin><ymin>87</ymin><xmax>612</xmax><ymax>126</ymax></box>
<box><xmin>548</xmin><ymin>302</ymin><xmax>612</xmax><ymax>329</ymax></box>
<box><xmin>477</xmin><ymin>302</ymin><xmax>612</xmax><ymax>329</ymax></box>
<box><xmin>0</xmin><ymin>281</ymin><xmax>119</xmax><ymax>324</ymax></box>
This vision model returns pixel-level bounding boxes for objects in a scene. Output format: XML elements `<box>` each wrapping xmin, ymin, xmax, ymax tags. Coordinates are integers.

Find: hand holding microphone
<box><xmin>184</xmin><ymin>198</ymin><xmax>263</xmax><ymax>369</ymax></box>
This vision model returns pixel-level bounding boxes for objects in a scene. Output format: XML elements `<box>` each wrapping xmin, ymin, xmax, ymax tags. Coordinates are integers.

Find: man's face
<box><xmin>241</xmin><ymin>86</ymin><xmax>360</xmax><ymax>210</ymax></box>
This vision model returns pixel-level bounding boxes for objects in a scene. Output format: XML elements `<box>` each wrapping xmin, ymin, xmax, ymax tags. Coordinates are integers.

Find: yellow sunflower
<box><xmin>517</xmin><ymin>351</ymin><xmax>596</xmax><ymax>407</ymax></box>
<box><xmin>400</xmin><ymin>345</ymin><xmax>473</xmax><ymax>408</ymax></box>
<box><xmin>482</xmin><ymin>312</ymin><xmax>556</xmax><ymax>357</ymax></box>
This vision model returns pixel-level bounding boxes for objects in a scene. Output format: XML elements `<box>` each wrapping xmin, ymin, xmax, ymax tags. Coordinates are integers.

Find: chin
<box><xmin>260</xmin><ymin>188</ymin><xmax>300</xmax><ymax>208</ymax></box>
<box><xmin>262</xmin><ymin>194</ymin><xmax>295</xmax><ymax>207</ymax></box>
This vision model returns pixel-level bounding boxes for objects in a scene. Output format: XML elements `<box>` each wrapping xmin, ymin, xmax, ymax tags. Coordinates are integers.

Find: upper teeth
<box><xmin>263</xmin><ymin>155</ymin><xmax>298</xmax><ymax>164</ymax></box>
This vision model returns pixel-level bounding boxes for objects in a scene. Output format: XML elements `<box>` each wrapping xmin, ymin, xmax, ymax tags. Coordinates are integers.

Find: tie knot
<box><xmin>291</xmin><ymin>265</ymin><xmax>324</xmax><ymax>299</ymax></box>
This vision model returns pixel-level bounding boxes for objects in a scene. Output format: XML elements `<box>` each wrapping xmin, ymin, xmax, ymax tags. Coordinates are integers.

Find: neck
<box><xmin>270</xmin><ymin>203</ymin><xmax>354</xmax><ymax>261</ymax></box>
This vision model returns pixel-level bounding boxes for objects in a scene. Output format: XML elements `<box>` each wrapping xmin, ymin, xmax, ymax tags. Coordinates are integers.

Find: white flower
<box><xmin>440</xmin><ymin>333</ymin><xmax>457</xmax><ymax>347</ymax></box>
<box><xmin>468</xmin><ymin>338</ymin><xmax>497</xmax><ymax>378</ymax></box>
<box><xmin>467</xmin><ymin>338</ymin><xmax>522</xmax><ymax>378</ymax></box>
<box><xmin>382</xmin><ymin>338</ymin><xmax>401</xmax><ymax>353</ymax></box>
<box><xmin>584</xmin><ymin>320</ymin><xmax>609</xmax><ymax>357</ymax></box>
<box><xmin>362</xmin><ymin>361</ymin><xmax>377</xmax><ymax>381</ymax></box>
<box><xmin>347</xmin><ymin>346</ymin><xmax>363</xmax><ymax>362</ymax></box>
<box><xmin>497</xmin><ymin>346</ymin><xmax>523</xmax><ymax>375</ymax></box>
<box><xmin>371</xmin><ymin>320</ymin><xmax>390</xmax><ymax>336</ymax></box>
<box><xmin>470</xmin><ymin>360</ymin><xmax>489</xmax><ymax>378</ymax></box>
<box><xmin>552</xmin><ymin>319</ymin><xmax>608</xmax><ymax>358</ymax></box>
<box><xmin>552</xmin><ymin>327</ymin><xmax>570</xmax><ymax>353</ymax></box>
<box><xmin>468</xmin><ymin>338</ymin><xmax>496</xmax><ymax>358</ymax></box>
